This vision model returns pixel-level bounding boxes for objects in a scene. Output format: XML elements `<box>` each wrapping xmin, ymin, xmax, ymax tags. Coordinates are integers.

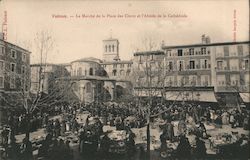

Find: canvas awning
<box><xmin>240</xmin><ymin>92</ymin><xmax>250</xmax><ymax>103</ymax></box>
<box><xmin>134</xmin><ymin>89</ymin><xmax>162</xmax><ymax>97</ymax></box>
<box><xmin>198</xmin><ymin>91</ymin><xmax>218</xmax><ymax>102</ymax></box>
<box><xmin>165</xmin><ymin>91</ymin><xmax>217</xmax><ymax>102</ymax></box>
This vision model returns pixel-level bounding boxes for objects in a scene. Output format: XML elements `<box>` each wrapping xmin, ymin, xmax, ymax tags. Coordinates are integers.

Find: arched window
<box><xmin>89</xmin><ymin>68</ymin><xmax>93</xmax><ymax>76</ymax></box>
<box><xmin>120</xmin><ymin>70</ymin><xmax>124</xmax><ymax>76</ymax></box>
<box><xmin>112</xmin><ymin>45</ymin><xmax>115</xmax><ymax>52</ymax></box>
<box><xmin>126</xmin><ymin>69</ymin><xmax>131</xmax><ymax>76</ymax></box>
<box><xmin>84</xmin><ymin>69</ymin><xmax>87</xmax><ymax>76</ymax></box>
<box><xmin>112</xmin><ymin>69</ymin><xmax>117</xmax><ymax>76</ymax></box>
<box><xmin>105</xmin><ymin>45</ymin><xmax>107</xmax><ymax>52</ymax></box>
<box><xmin>86</xmin><ymin>82</ymin><xmax>91</xmax><ymax>93</ymax></box>
<box><xmin>109</xmin><ymin>45</ymin><xmax>111</xmax><ymax>52</ymax></box>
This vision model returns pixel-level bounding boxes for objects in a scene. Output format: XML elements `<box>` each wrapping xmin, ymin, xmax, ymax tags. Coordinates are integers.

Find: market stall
<box><xmin>105</xmin><ymin>130</ymin><xmax>128</xmax><ymax>155</ymax></box>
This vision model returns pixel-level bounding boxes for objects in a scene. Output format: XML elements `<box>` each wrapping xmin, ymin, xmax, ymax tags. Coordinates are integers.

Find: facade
<box><xmin>0</xmin><ymin>33</ymin><xmax>31</xmax><ymax>124</ymax></box>
<box><xmin>101</xmin><ymin>37</ymin><xmax>133</xmax><ymax>98</ymax></box>
<box><xmin>29</xmin><ymin>37</ymin><xmax>134</xmax><ymax>104</ymax></box>
<box><xmin>103</xmin><ymin>38</ymin><xmax>120</xmax><ymax>62</ymax></box>
<box><xmin>30</xmin><ymin>63</ymin><xmax>70</xmax><ymax>94</ymax></box>
<box><xmin>0</xmin><ymin>36</ymin><xmax>31</xmax><ymax>92</ymax></box>
<box><xmin>30</xmin><ymin>57</ymin><xmax>118</xmax><ymax>104</ymax></box>
<box><xmin>133</xmin><ymin>35</ymin><xmax>250</xmax><ymax>107</ymax></box>
<box><xmin>101</xmin><ymin>61</ymin><xmax>133</xmax><ymax>81</ymax></box>
<box><xmin>101</xmin><ymin>37</ymin><xmax>133</xmax><ymax>80</ymax></box>
<box><xmin>30</xmin><ymin>35</ymin><xmax>249</xmax><ymax>107</ymax></box>
<box><xmin>68</xmin><ymin>57</ymin><xmax>116</xmax><ymax>103</ymax></box>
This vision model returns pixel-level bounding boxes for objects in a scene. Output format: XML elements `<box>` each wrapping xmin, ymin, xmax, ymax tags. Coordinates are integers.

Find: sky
<box><xmin>0</xmin><ymin>0</ymin><xmax>249</xmax><ymax>64</ymax></box>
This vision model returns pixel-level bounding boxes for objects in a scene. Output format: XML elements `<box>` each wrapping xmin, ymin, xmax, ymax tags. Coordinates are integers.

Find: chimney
<box><xmin>161</xmin><ymin>40</ymin><xmax>165</xmax><ymax>49</ymax></box>
<box><xmin>205</xmin><ymin>36</ymin><xmax>211</xmax><ymax>44</ymax></box>
<box><xmin>201</xmin><ymin>34</ymin><xmax>206</xmax><ymax>44</ymax></box>
<box><xmin>0</xmin><ymin>32</ymin><xmax>4</xmax><ymax>40</ymax></box>
<box><xmin>201</xmin><ymin>34</ymin><xmax>211</xmax><ymax>44</ymax></box>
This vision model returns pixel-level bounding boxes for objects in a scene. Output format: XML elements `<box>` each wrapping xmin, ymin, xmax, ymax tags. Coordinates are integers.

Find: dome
<box><xmin>71</xmin><ymin>57</ymin><xmax>103</xmax><ymax>64</ymax></box>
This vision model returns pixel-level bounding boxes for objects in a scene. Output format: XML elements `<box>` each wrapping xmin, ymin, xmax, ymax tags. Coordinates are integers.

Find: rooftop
<box><xmin>71</xmin><ymin>57</ymin><xmax>103</xmax><ymax>64</ymax></box>
<box><xmin>134</xmin><ymin>50</ymin><xmax>165</xmax><ymax>56</ymax></box>
<box><xmin>162</xmin><ymin>41</ymin><xmax>250</xmax><ymax>50</ymax></box>
<box><xmin>101</xmin><ymin>60</ymin><xmax>133</xmax><ymax>65</ymax></box>
<box><xmin>0</xmin><ymin>39</ymin><xmax>31</xmax><ymax>53</ymax></box>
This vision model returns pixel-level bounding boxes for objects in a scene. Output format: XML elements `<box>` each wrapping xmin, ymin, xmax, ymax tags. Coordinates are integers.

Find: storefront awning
<box><xmin>165</xmin><ymin>91</ymin><xmax>217</xmax><ymax>102</ymax></box>
<box><xmin>198</xmin><ymin>91</ymin><xmax>218</xmax><ymax>102</ymax></box>
<box><xmin>240</xmin><ymin>93</ymin><xmax>250</xmax><ymax>103</ymax></box>
<box><xmin>134</xmin><ymin>90</ymin><xmax>162</xmax><ymax>97</ymax></box>
<box><xmin>134</xmin><ymin>89</ymin><xmax>217</xmax><ymax>102</ymax></box>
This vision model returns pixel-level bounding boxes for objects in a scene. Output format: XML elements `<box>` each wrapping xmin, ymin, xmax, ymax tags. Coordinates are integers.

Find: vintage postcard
<box><xmin>0</xmin><ymin>0</ymin><xmax>249</xmax><ymax>160</ymax></box>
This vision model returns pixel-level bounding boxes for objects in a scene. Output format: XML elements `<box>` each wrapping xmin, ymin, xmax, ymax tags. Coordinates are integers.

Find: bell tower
<box><xmin>103</xmin><ymin>33</ymin><xmax>120</xmax><ymax>62</ymax></box>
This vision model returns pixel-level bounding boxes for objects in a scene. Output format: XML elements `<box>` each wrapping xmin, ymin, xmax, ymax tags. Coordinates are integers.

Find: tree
<box><xmin>131</xmin><ymin>35</ymin><xmax>192</xmax><ymax>159</ymax></box>
<box><xmin>0</xmin><ymin>30</ymin><xmax>74</xmax><ymax>140</ymax></box>
<box><xmin>131</xmin><ymin>33</ymin><xmax>164</xmax><ymax>159</ymax></box>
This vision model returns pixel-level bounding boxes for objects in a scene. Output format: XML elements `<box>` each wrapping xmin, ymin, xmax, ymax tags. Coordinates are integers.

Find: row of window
<box><xmin>166</xmin><ymin>76</ymin><xmax>210</xmax><ymax>86</ymax></box>
<box><xmin>0</xmin><ymin>61</ymin><xmax>26</xmax><ymax>74</ymax></box>
<box><xmin>105</xmin><ymin>44</ymin><xmax>117</xmax><ymax>53</ymax></box>
<box><xmin>112</xmin><ymin>69</ymin><xmax>131</xmax><ymax>76</ymax></box>
<box><xmin>165</xmin><ymin>45</ymin><xmax>246</xmax><ymax>58</ymax></box>
<box><xmin>103</xmin><ymin>63</ymin><xmax>132</xmax><ymax>69</ymax></box>
<box><xmin>0</xmin><ymin>46</ymin><xmax>27</xmax><ymax>61</ymax></box>
<box><xmin>215</xmin><ymin>45</ymin><xmax>246</xmax><ymax>57</ymax></box>
<box><xmin>217</xmin><ymin>74</ymin><xmax>249</xmax><ymax>87</ymax></box>
<box><xmin>217</xmin><ymin>80</ymin><xmax>240</xmax><ymax>86</ymax></box>
<box><xmin>166</xmin><ymin>47</ymin><xmax>209</xmax><ymax>57</ymax></box>
<box><xmin>74</xmin><ymin>67</ymin><xmax>94</xmax><ymax>76</ymax></box>
<box><xmin>216</xmin><ymin>59</ymin><xmax>249</xmax><ymax>71</ymax></box>
<box><xmin>137</xmin><ymin>75</ymin><xmax>210</xmax><ymax>87</ymax></box>
<box><xmin>167</xmin><ymin>59</ymin><xmax>210</xmax><ymax>71</ymax></box>
<box><xmin>0</xmin><ymin>75</ymin><xmax>16</xmax><ymax>89</ymax></box>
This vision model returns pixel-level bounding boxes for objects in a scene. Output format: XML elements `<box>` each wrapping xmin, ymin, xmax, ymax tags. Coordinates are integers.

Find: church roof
<box><xmin>103</xmin><ymin>38</ymin><xmax>119</xmax><ymax>41</ymax></box>
<box><xmin>71</xmin><ymin>57</ymin><xmax>103</xmax><ymax>63</ymax></box>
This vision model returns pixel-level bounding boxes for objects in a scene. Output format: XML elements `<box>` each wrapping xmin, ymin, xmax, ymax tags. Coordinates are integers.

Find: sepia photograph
<box><xmin>0</xmin><ymin>0</ymin><xmax>249</xmax><ymax>159</ymax></box>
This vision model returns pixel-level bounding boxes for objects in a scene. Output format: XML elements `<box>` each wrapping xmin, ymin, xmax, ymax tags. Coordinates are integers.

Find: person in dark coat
<box><xmin>166</xmin><ymin>120</ymin><xmax>174</xmax><ymax>142</ymax></box>
<box><xmin>99</xmin><ymin>133</ymin><xmax>111</xmax><ymax>159</ymax></box>
<box><xmin>20</xmin><ymin>137</ymin><xmax>33</xmax><ymax>160</ymax></box>
<box><xmin>48</xmin><ymin>139</ymin><xmax>60</xmax><ymax>160</ymax></box>
<box><xmin>197</xmin><ymin>121</ymin><xmax>207</xmax><ymax>138</ymax></box>
<box><xmin>193</xmin><ymin>136</ymin><xmax>206</xmax><ymax>158</ymax></box>
<box><xmin>176</xmin><ymin>135</ymin><xmax>191</xmax><ymax>159</ymax></box>
<box><xmin>54</xmin><ymin>119</ymin><xmax>61</xmax><ymax>138</ymax></box>
<box><xmin>60</xmin><ymin>120</ymin><xmax>66</xmax><ymax>136</ymax></box>
<box><xmin>1</xmin><ymin>126</ymin><xmax>9</xmax><ymax>146</ymax></box>
<box><xmin>160</xmin><ymin>132</ymin><xmax>167</xmax><ymax>150</ymax></box>
<box><xmin>64</xmin><ymin>140</ymin><xmax>73</xmax><ymax>160</ymax></box>
<box><xmin>7</xmin><ymin>139</ymin><xmax>20</xmax><ymax>160</ymax></box>
<box><xmin>126</xmin><ymin>129</ymin><xmax>136</xmax><ymax>159</ymax></box>
<box><xmin>79</xmin><ymin>130</ymin><xmax>85</xmax><ymax>155</ymax></box>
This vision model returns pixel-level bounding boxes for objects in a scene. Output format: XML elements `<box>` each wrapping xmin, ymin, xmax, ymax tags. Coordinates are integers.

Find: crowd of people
<box><xmin>0</xmin><ymin>101</ymin><xmax>249</xmax><ymax>159</ymax></box>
